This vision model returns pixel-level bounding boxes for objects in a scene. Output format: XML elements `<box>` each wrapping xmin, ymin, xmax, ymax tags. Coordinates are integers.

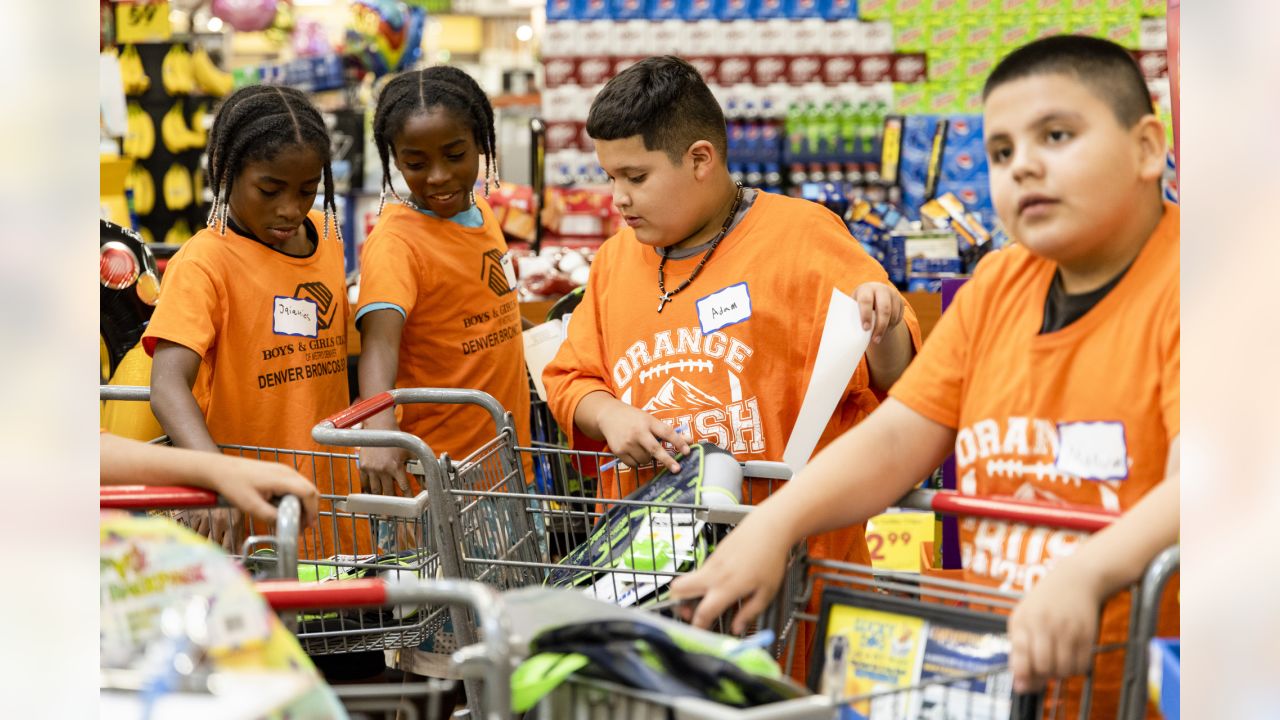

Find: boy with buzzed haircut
<box><xmin>674</xmin><ymin>35</ymin><xmax>1179</xmax><ymax>717</ymax></box>
<box><xmin>542</xmin><ymin>56</ymin><xmax>922</xmax><ymax>678</ymax></box>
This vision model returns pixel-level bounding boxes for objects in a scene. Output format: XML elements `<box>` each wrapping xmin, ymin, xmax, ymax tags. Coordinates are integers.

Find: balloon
<box><xmin>343</xmin><ymin>0</ymin><xmax>425</xmax><ymax>78</ymax></box>
<box><xmin>292</xmin><ymin>18</ymin><xmax>332</xmax><ymax>58</ymax></box>
<box><xmin>211</xmin><ymin>0</ymin><xmax>278</xmax><ymax>33</ymax></box>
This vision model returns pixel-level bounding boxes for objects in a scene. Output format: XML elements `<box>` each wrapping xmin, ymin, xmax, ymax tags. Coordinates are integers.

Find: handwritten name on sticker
<box><xmin>273</xmin><ymin>296</ymin><xmax>319</xmax><ymax>338</ymax></box>
<box><xmin>1055</xmin><ymin>421</ymin><xmax>1128</xmax><ymax>481</ymax></box>
<box><xmin>695</xmin><ymin>282</ymin><xmax>752</xmax><ymax>335</ymax></box>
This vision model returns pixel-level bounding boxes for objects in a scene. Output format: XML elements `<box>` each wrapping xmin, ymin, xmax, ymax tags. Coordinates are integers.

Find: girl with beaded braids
<box><xmin>142</xmin><ymin>85</ymin><xmax>357</xmax><ymax>558</ymax></box>
<box><xmin>354</xmin><ymin>66</ymin><xmax>534</xmax><ymax>505</ymax></box>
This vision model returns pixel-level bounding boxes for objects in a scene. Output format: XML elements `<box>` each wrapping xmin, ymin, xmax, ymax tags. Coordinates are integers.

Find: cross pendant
<box><xmin>657</xmin><ymin>292</ymin><xmax>672</xmax><ymax>313</ymax></box>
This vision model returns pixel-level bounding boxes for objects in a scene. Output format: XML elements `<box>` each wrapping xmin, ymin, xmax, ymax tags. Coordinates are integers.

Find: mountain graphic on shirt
<box><xmin>642</xmin><ymin>377</ymin><xmax>723</xmax><ymax>419</ymax></box>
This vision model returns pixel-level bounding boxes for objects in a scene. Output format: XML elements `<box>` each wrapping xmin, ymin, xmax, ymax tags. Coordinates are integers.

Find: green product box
<box><xmin>958</xmin><ymin>48</ymin><xmax>998</xmax><ymax>84</ymax></box>
<box><xmin>857</xmin><ymin>0</ymin><xmax>894</xmax><ymax>17</ymax></box>
<box><xmin>958</xmin><ymin>17</ymin><xmax>1000</xmax><ymax>47</ymax></box>
<box><xmin>1031</xmin><ymin>13</ymin><xmax>1073</xmax><ymax>39</ymax></box>
<box><xmin>966</xmin><ymin>0</ymin><xmax>999</xmax><ymax>15</ymax></box>
<box><xmin>926</xmin><ymin>50</ymin><xmax>966</xmax><ymax>84</ymax></box>
<box><xmin>1140</xmin><ymin>0</ymin><xmax>1166</xmax><ymax>17</ymax></box>
<box><xmin>926</xmin><ymin>81</ymin><xmax>968</xmax><ymax>114</ymax></box>
<box><xmin>993</xmin><ymin>15</ymin><xmax>1037</xmax><ymax>48</ymax></box>
<box><xmin>1100</xmin><ymin>12</ymin><xmax>1140</xmax><ymax>46</ymax></box>
<box><xmin>891</xmin><ymin>82</ymin><xmax>932</xmax><ymax>115</ymax></box>
<box><xmin>997</xmin><ymin>0</ymin><xmax>1039</xmax><ymax>14</ymax></box>
<box><xmin>1059</xmin><ymin>0</ymin><xmax>1104</xmax><ymax>12</ymax></box>
<box><xmin>1069</xmin><ymin>12</ymin><xmax>1106</xmax><ymax>38</ymax></box>
<box><xmin>1099</xmin><ymin>0</ymin><xmax>1143</xmax><ymax>12</ymax></box>
<box><xmin>894</xmin><ymin>20</ymin><xmax>932</xmax><ymax>52</ymax></box>
<box><xmin>928</xmin><ymin>16</ymin><xmax>970</xmax><ymax>48</ymax></box>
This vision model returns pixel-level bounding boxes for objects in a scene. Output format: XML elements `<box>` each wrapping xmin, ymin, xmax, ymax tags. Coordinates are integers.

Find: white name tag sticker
<box><xmin>1055</xmin><ymin>421</ymin><xmax>1129</xmax><ymax>481</ymax></box>
<box><xmin>500</xmin><ymin>252</ymin><xmax>518</xmax><ymax>293</ymax></box>
<box><xmin>273</xmin><ymin>296</ymin><xmax>319</xmax><ymax>338</ymax></box>
<box><xmin>695</xmin><ymin>282</ymin><xmax>752</xmax><ymax>335</ymax></box>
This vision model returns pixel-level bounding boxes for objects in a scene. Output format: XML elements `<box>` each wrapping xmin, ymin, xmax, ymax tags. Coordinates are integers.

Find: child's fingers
<box><xmin>731</xmin><ymin>587</ymin><xmax>773</xmax><ymax>636</ymax></box>
<box><xmin>873</xmin><ymin>291</ymin><xmax>892</xmax><ymax>343</ymax></box>
<box><xmin>652</xmin><ymin>420</ymin><xmax>691</xmax><ymax>458</ymax></box>
<box><xmin>645</xmin><ymin>437</ymin><xmax>682</xmax><ymax>474</ymax></box>
<box><xmin>1009</xmin><ymin>626</ymin><xmax>1033</xmax><ymax>694</ymax></box>
<box><xmin>690</xmin><ymin>586</ymin><xmax>735</xmax><ymax>630</ymax></box>
<box><xmin>857</xmin><ymin>294</ymin><xmax>875</xmax><ymax>332</ymax></box>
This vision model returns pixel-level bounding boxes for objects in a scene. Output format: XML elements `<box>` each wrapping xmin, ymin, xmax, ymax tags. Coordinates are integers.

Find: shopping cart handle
<box><xmin>899</xmin><ymin>489</ymin><xmax>1119</xmax><ymax>532</ymax></box>
<box><xmin>324</xmin><ymin>392</ymin><xmax>396</xmax><ymax>429</ymax></box>
<box><xmin>100</xmin><ymin>485</ymin><xmax>220</xmax><ymax>510</ymax></box>
<box><xmin>256</xmin><ymin>578</ymin><xmax>389</xmax><ymax>610</ymax></box>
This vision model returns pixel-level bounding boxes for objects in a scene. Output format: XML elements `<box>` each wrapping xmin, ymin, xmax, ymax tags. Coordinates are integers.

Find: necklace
<box><xmin>656</xmin><ymin>183</ymin><xmax>745</xmax><ymax>313</ymax></box>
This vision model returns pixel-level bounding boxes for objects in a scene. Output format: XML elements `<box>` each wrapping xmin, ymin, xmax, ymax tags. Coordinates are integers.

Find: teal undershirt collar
<box><xmin>405</xmin><ymin>198</ymin><xmax>484</xmax><ymax>228</ymax></box>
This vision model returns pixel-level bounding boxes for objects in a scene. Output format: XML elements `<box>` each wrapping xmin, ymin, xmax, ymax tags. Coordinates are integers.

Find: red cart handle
<box><xmin>100</xmin><ymin>485</ymin><xmax>220</xmax><ymax>510</ymax></box>
<box><xmin>255</xmin><ymin>579</ymin><xmax>389</xmax><ymax>610</ymax></box>
<box><xmin>323</xmin><ymin>392</ymin><xmax>395</xmax><ymax>429</ymax></box>
<box><xmin>903</xmin><ymin>489</ymin><xmax>1120</xmax><ymax>533</ymax></box>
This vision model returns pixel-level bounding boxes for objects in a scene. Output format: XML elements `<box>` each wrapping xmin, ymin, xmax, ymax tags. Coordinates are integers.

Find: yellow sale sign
<box><xmin>116</xmin><ymin>2</ymin><xmax>173</xmax><ymax>44</ymax></box>
<box><xmin>866</xmin><ymin>511</ymin><xmax>934</xmax><ymax>573</ymax></box>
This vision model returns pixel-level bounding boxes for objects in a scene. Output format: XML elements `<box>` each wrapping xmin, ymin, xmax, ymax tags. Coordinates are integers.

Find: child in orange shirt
<box><xmin>674</xmin><ymin>36</ymin><xmax>1179</xmax><ymax>716</ymax></box>
<box><xmin>144</xmin><ymin>86</ymin><xmax>352</xmax><ymax>557</ymax></box>
<box><xmin>354</xmin><ymin>67</ymin><xmax>531</xmax><ymax>497</ymax></box>
<box><xmin>540</xmin><ymin>57</ymin><xmax>922</xmax><ymax>679</ymax></box>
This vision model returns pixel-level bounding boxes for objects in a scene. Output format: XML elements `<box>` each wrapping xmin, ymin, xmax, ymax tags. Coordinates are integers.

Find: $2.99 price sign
<box><xmin>865</xmin><ymin>511</ymin><xmax>935</xmax><ymax>573</ymax></box>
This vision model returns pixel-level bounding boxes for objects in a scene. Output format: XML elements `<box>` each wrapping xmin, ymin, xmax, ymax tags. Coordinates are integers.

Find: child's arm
<box><xmin>671</xmin><ymin>398</ymin><xmax>955</xmax><ymax>631</ymax></box>
<box><xmin>855</xmin><ymin>282</ymin><xmax>917</xmax><ymax>392</ymax></box>
<box><xmin>355</xmin><ymin>309</ymin><xmax>410</xmax><ymax>495</ymax></box>
<box><xmin>1007</xmin><ymin>437</ymin><xmax>1180</xmax><ymax>693</ymax></box>
<box><xmin>101</xmin><ymin>432</ymin><xmax>320</xmax><ymax>528</ymax></box>
<box><xmin>150</xmin><ymin>340</ymin><xmax>218</xmax><ymax>453</ymax></box>
<box><xmin>573</xmin><ymin>390</ymin><xmax>692</xmax><ymax>474</ymax></box>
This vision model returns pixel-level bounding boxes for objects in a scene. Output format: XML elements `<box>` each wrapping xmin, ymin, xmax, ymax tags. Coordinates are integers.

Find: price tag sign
<box><xmin>116</xmin><ymin>1</ymin><xmax>173</xmax><ymax>44</ymax></box>
<box><xmin>866</xmin><ymin>511</ymin><xmax>934</xmax><ymax>573</ymax></box>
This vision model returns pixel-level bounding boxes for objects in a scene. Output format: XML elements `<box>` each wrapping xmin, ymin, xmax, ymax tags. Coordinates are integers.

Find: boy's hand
<box><xmin>208</xmin><ymin>456</ymin><xmax>320</xmax><ymax>530</ymax></box>
<box><xmin>596</xmin><ymin>402</ymin><xmax>691</xmax><ymax>474</ymax></box>
<box><xmin>853</xmin><ymin>282</ymin><xmax>905</xmax><ymax>345</ymax></box>
<box><xmin>670</xmin><ymin>511</ymin><xmax>791</xmax><ymax>634</ymax></box>
<box><xmin>358</xmin><ymin>446</ymin><xmax>410</xmax><ymax>496</ymax></box>
<box><xmin>1008</xmin><ymin>557</ymin><xmax>1103</xmax><ymax>693</ymax></box>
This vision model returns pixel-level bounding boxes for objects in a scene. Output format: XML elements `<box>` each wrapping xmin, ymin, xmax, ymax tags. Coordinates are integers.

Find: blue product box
<box><xmin>940</xmin><ymin>145</ymin><xmax>987</xmax><ymax>184</ymax></box>
<box><xmin>1149</xmin><ymin>638</ymin><xmax>1180</xmax><ymax>720</ymax></box>
<box><xmin>937</xmin><ymin>180</ymin><xmax>993</xmax><ymax>216</ymax></box>
<box><xmin>720</xmin><ymin>0</ymin><xmax>754</xmax><ymax>18</ymax></box>
<box><xmin>576</xmin><ymin>0</ymin><xmax>612</xmax><ymax>19</ymax></box>
<box><xmin>789</xmin><ymin>0</ymin><xmax>824</xmax><ymax>18</ymax></box>
<box><xmin>907</xmin><ymin>277</ymin><xmax>944</xmax><ymax>293</ymax></box>
<box><xmin>683</xmin><ymin>0</ymin><xmax>721</xmax><ymax>18</ymax></box>
<box><xmin>944</xmin><ymin>114</ymin><xmax>983</xmax><ymax>146</ymax></box>
<box><xmin>547</xmin><ymin>0</ymin><xmax>577</xmax><ymax>20</ymax></box>
<box><xmin>613</xmin><ymin>0</ymin><xmax>647</xmax><ymax>18</ymax></box>
<box><xmin>648</xmin><ymin>0</ymin><xmax>682</xmax><ymax>19</ymax></box>
<box><xmin>753</xmin><ymin>0</ymin><xmax>788</xmax><ymax>19</ymax></box>
<box><xmin>824</xmin><ymin>0</ymin><xmax>858</xmax><ymax>19</ymax></box>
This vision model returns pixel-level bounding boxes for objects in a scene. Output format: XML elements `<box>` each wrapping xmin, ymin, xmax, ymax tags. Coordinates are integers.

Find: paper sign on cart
<box><xmin>523</xmin><ymin>319</ymin><xmax>565</xmax><ymax>402</ymax></box>
<box><xmin>783</xmin><ymin>288</ymin><xmax>871</xmax><ymax>473</ymax></box>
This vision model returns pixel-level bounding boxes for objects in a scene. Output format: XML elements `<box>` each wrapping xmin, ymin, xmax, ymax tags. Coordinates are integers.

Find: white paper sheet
<box><xmin>782</xmin><ymin>288</ymin><xmax>871</xmax><ymax>474</ymax></box>
<box><xmin>523</xmin><ymin>319</ymin><xmax>566</xmax><ymax>402</ymax></box>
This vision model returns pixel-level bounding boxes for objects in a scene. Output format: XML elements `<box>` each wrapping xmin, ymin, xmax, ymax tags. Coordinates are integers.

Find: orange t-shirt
<box><xmin>891</xmin><ymin>203</ymin><xmax>1180</xmax><ymax>716</ymax></box>
<box><xmin>142</xmin><ymin>212</ymin><xmax>357</xmax><ymax>559</ymax></box>
<box><xmin>543</xmin><ymin>191</ymin><xmax>923</xmax><ymax>672</ymax></box>
<box><xmin>355</xmin><ymin>199</ymin><xmax>532</xmax><ymax>466</ymax></box>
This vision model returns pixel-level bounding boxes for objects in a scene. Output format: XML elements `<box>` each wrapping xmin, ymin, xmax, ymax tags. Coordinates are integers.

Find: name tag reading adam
<box><xmin>273</xmin><ymin>296</ymin><xmax>319</xmax><ymax>338</ymax></box>
<box><xmin>1055</xmin><ymin>421</ymin><xmax>1129</xmax><ymax>481</ymax></box>
<box><xmin>696</xmin><ymin>282</ymin><xmax>752</xmax><ymax>335</ymax></box>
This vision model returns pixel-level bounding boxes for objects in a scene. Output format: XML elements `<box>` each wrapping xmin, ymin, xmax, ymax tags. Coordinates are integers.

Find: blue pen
<box><xmin>728</xmin><ymin>629</ymin><xmax>776</xmax><ymax>657</ymax></box>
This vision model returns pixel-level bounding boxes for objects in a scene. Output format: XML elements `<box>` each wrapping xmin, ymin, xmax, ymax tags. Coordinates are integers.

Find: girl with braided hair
<box><xmin>354</xmin><ymin>67</ymin><xmax>534</xmax><ymax>513</ymax></box>
<box><xmin>143</xmin><ymin>85</ymin><xmax>358</xmax><ymax>560</ymax></box>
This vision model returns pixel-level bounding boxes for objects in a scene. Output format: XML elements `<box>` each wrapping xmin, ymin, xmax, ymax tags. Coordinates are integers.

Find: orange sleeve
<box><xmin>141</xmin><ymin>253</ymin><xmax>220</xmax><ymax>358</ymax></box>
<box><xmin>888</xmin><ymin>255</ymin><xmax>994</xmax><ymax>429</ymax></box>
<box><xmin>1159</xmin><ymin>280</ymin><xmax>1179</xmax><ymax>441</ymax></box>
<box><xmin>355</xmin><ymin>225</ymin><xmax>424</xmax><ymax>322</ymax></box>
<box><xmin>542</xmin><ymin>245</ymin><xmax>616</xmax><ymax>449</ymax></box>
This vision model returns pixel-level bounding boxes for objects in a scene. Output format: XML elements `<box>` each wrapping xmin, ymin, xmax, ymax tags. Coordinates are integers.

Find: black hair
<box><xmin>586</xmin><ymin>55</ymin><xmax>727</xmax><ymax>165</ymax></box>
<box><xmin>371</xmin><ymin>66</ymin><xmax>498</xmax><ymax>213</ymax></box>
<box><xmin>983</xmin><ymin>35</ymin><xmax>1154</xmax><ymax>127</ymax></box>
<box><xmin>205</xmin><ymin>84</ymin><xmax>340</xmax><ymax>241</ymax></box>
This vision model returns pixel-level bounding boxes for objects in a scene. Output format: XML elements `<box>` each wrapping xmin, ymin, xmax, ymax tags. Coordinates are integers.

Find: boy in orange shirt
<box><xmin>541</xmin><ymin>57</ymin><xmax>921</xmax><ymax>675</ymax></box>
<box><xmin>674</xmin><ymin>35</ymin><xmax>1179</xmax><ymax>715</ymax></box>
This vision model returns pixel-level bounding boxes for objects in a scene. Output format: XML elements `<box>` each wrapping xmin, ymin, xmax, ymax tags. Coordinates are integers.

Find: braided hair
<box><xmin>372</xmin><ymin>66</ymin><xmax>499</xmax><ymax>215</ymax></box>
<box><xmin>205</xmin><ymin>85</ymin><xmax>342</xmax><ymax>243</ymax></box>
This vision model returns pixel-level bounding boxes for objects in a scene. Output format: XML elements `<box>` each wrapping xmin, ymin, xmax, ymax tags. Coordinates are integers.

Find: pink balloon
<box><xmin>211</xmin><ymin>0</ymin><xmax>279</xmax><ymax>32</ymax></box>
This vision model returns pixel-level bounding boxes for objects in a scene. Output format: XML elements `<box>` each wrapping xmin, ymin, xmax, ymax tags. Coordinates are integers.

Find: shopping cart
<box><xmin>100</xmin><ymin>385</ymin><xmax>449</xmax><ymax>661</ymax></box>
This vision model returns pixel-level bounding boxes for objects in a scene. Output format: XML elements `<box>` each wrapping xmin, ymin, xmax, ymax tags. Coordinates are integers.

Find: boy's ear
<box><xmin>687</xmin><ymin>140</ymin><xmax>719</xmax><ymax>180</ymax></box>
<box><xmin>1133</xmin><ymin>114</ymin><xmax>1168</xmax><ymax>183</ymax></box>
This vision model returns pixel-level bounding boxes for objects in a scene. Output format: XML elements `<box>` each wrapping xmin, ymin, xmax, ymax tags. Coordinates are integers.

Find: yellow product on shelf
<box><xmin>188</xmin><ymin>102</ymin><xmax>209</xmax><ymax>148</ymax></box>
<box><xmin>119</xmin><ymin>44</ymin><xmax>151</xmax><ymax>95</ymax></box>
<box><xmin>125</xmin><ymin>165</ymin><xmax>155</xmax><ymax>216</ymax></box>
<box><xmin>100</xmin><ymin>342</ymin><xmax>164</xmax><ymax>441</ymax></box>
<box><xmin>163</xmin><ymin>163</ymin><xmax>193</xmax><ymax>211</ymax></box>
<box><xmin>192</xmin><ymin>46</ymin><xmax>233</xmax><ymax>97</ymax></box>
<box><xmin>100</xmin><ymin>156</ymin><xmax>134</xmax><ymax>227</ymax></box>
<box><xmin>164</xmin><ymin>218</ymin><xmax>193</xmax><ymax>245</ymax></box>
<box><xmin>138</xmin><ymin>226</ymin><xmax>155</xmax><ymax>244</ymax></box>
<box><xmin>161</xmin><ymin>44</ymin><xmax>195</xmax><ymax>95</ymax></box>
<box><xmin>161</xmin><ymin>101</ymin><xmax>201</xmax><ymax>153</ymax></box>
<box><xmin>124</xmin><ymin>102</ymin><xmax>155</xmax><ymax>159</ymax></box>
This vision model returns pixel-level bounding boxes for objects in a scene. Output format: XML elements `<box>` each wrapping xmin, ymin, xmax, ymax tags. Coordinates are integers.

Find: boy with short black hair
<box><xmin>674</xmin><ymin>35</ymin><xmax>1179</xmax><ymax>717</ymax></box>
<box><xmin>542</xmin><ymin>56</ymin><xmax>922</xmax><ymax>664</ymax></box>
